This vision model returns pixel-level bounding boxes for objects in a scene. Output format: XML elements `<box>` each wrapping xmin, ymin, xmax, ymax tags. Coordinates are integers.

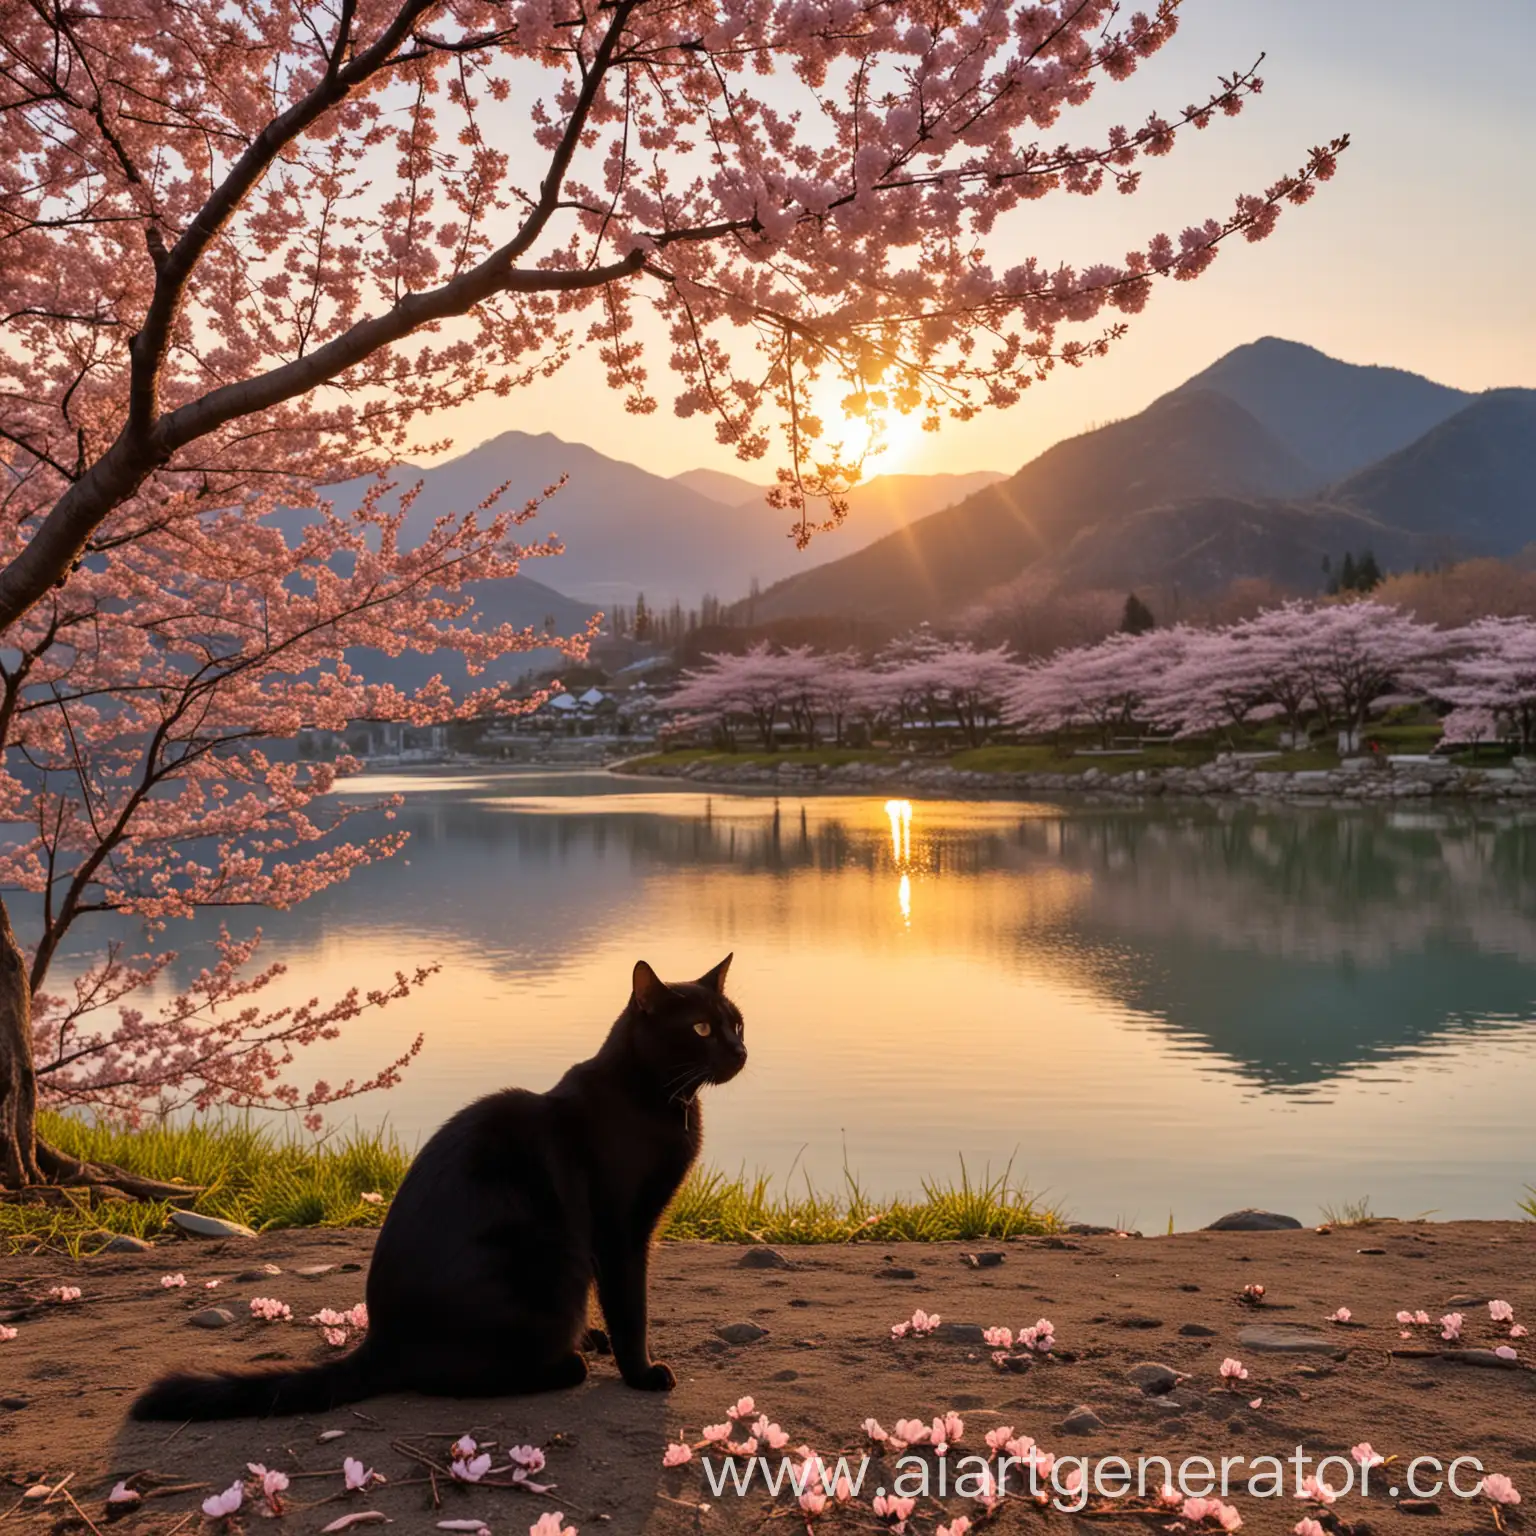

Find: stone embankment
<box><xmin>620</xmin><ymin>753</ymin><xmax>1536</xmax><ymax>802</ymax></box>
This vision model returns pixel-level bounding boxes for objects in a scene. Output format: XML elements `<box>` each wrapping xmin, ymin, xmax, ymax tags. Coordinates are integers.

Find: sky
<box><xmin>434</xmin><ymin>0</ymin><xmax>1536</xmax><ymax>485</ymax></box>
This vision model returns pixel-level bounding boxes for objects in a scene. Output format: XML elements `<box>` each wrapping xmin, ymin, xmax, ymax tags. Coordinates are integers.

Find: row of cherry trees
<box><xmin>664</xmin><ymin>606</ymin><xmax>1536</xmax><ymax>754</ymax></box>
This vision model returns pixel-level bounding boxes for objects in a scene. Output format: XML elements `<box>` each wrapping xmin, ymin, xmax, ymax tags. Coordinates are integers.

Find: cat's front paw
<box><xmin>625</xmin><ymin>1360</ymin><xmax>676</xmax><ymax>1392</ymax></box>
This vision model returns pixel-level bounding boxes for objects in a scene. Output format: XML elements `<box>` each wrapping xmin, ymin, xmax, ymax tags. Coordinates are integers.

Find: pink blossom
<box><xmin>201</xmin><ymin>1482</ymin><xmax>244</xmax><ymax>1519</ymax></box>
<box><xmin>1489</xmin><ymin>1300</ymin><xmax>1515</xmax><ymax>1323</ymax></box>
<box><xmin>1248</xmin><ymin>1398</ymin><xmax>1263</xmax><ymax>1409</ymax></box>
<box><xmin>662</xmin><ymin>1443</ymin><xmax>692</xmax><ymax>1468</ymax></box>
<box><xmin>873</xmin><ymin>1492</ymin><xmax>916</xmax><ymax>1530</ymax></box>
<box><xmin>983</xmin><ymin>1326</ymin><xmax>1013</xmax><ymax>1348</ymax></box>
<box><xmin>107</xmin><ymin>1483</ymin><xmax>140</xmax><ymax>1507</ymax></box>
<box><xmin>1183</xmin><ymin>1497</ymin><xmax>1242</xmax><ymax>1530</ymax></box>
<box><xmin>1351</xmin><ymin>1443</ymin><xmax>1383</xmax><ymax>1469</ymax></box>
<box><xmin>509</xmin><ymin>1446</ymin><xmax>546</xmax><ymax>1474</ymax></box>
<box><xmin>449</xmin><ymin>1435</ymin><xmax>478</xmax><ymax>1461</ymax></box>
<box><xmin>1440</xmin><ymin>1312</ymin><xmax>1464</xmax><ymax>1341</ymax></box>
<box><xmin>864</xmin><ymin>1419</ymin><xmax>890</xmax><ymax>1444</ymax></box>
<box><xmin>1481</xmin><ymin>1474</ymin><xmax>1521</xmax><ymax>1506</ymax></box>
<box><xmin>360</xmin><ymin>1192</ymin><xmax>385</xmax><ymax>1205</ymax></box>
<box><xmin>1414</xmin><ymin>1310</ymin><xmax>1432</xmax><ymax>1325</ymax></box>
<box><xmin>1298</xmin><ymin>1476</ymin><xmax>1339</xmax><ymax>1505</ymax></box>
<box><xmin>343</xmin><ymin>1458</ymin><xmax>376</xmax><ymax>1492</ymax></box>
<box><xmin>48</xmin><ymin>1286</ymin><xmax>81</xmax><ymax>1303</ymax></box>
<box><xmin>1219</xmin><ymin>1358</ymin><xmax>1249</xmax><ymax>1382</ymax></box>
<box><xmin>247</xmin><ymin>1464</ymin><xmax>290</xmax><ymax>1514</ymax></box>
<box><xmin>1327</xmin><ymin>1308</ymin><xmax>1351</xmax><ymax>1323</ymax></box>
<box><xmin>799</xmin><ymin>1489</ymin><xmax>827</xmax><ymax>1516</ymax></box>
<box><xmin>323</xmin><ymin>1327</ymin><xmax>349</xmax><ymax>1347</ymax></box>
<box><xmin>702</xmin><ymin>1424</ymin><xmax>731</xmax><ymax>1443</ymax></box>
<box><xmin>0</xmin><ymin>1326</ymin><xmax>15</xmax><ymax>1342</ymax></box>
<box><xmin>250</xmin><ymin>1296</ymin><xmax>291</xmax><ymax>1322</ymax></box>
<box><xmin>1512</xmin><ymin>1324</ymin><xmax>1529</xmax><ymax>1338</ymax></box>
<box><xmin>727</xmin><ymin>1396</ymin><xmax>756</xmax><ymax>1420</ymax></box>
<box><xmin>1294</xmin><ymin>1521</ymin><xmax>1327</xmax><ymax>1536</ymax></box>
<box><xmin>1396</xmin><ymin>1310</ymin><xmax>1417</xmax><ymax>1324</ymax></box>
<box><xmin>984</xmin><ymin>1426</ymin><xmax>1015</xmax><ymax>1453</ymax></box>
<box><xmin>450</xmin><ymin>1453</ymin><xmax>493</xmax><ymax>1484</ymax></box>
<box><xmin>937</xmin><ymin>1520</ymin><xmax>971</xmax><ymax>1536</ymax></box>
<box><xmin>160</xmin><ymin>1274</ymin><xmax>186</xmax><ymax>1289</ymax></box>
<box><xmin>528</xmin><ymin>1514</ymin><xmax>577</xmax><ymax>1536</ymax></box>
<box><xmin>891</xmin><ymin>1418</ymin><xmax>930</xmax><ymax>1448</ymax></box>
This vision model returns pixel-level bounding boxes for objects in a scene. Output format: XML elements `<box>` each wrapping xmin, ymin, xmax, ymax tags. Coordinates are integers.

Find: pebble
<box><xmin>0</xmin><ymin>1396</ymin><xmax>29</xmax><ymax>1410</ymax></box>
<box><xmin>1438</xmin><ymin>1348</ymin><xmax>1520</xmax><ymax>1369</ymax></box>
<box><xmin>1127</xmin><ymin>1362</ymin><xmax>1184</xmax><ymax>1396</ymax></box>
<box><xmin>294</xmin><ymin>1265</ymin><xmax>337</xmax><ymax>1277</ymax></box>
<box><xmin>318</xmin><ymin>1430</ymin><xmax>347</xmax><ymax>1442</ymax></box>
<box><xmin>961</xmin><ymin>1252</ymin><xmax>1005</xmax><ymax>1269</ymax></box>
<box><xmin>98</xmin><ymin>1234</ymin><xmax>155</xmax><ymax>1254</ymax></box>
<box><xmin>738</xmin><ymin>1248</ymin><xmax>792</xmax><ymax>1270</ymax></box>
<box><xmin>771</xmin><ymin>1370</ymin><xmax>799</xmax><ymax>1382</ymax></box>
<box><xmin>874</xmin><ymin>1267</ymin><xmax>917</xmax><ymax>1280</ymax></box>
<box><xmin>235</xmin><ymin>1263</ymin><xmax>283</xmax><ymax>1281</ymax></box>
<box><xmin>1397</xmin><ymin>1500</ymin><xmax>1441</xmax><ymax>1516</ymax></box>
<box><xmin>170</xmin><ymin>1211</ymin><xmax>258</xmax><ymax>1239</ymax></box>
<box><xmin>996</xmin><ymin>1355</ymin><xmax>1032</xmax><ymax>1375</ymax></box>
<box><xmin>715</xmin><ymin>1321</ymin><xmax>769</xmax><ymax>1344</ymax></box>
<box><xmin>190</xmin><ymin>1307</ymin><xmax>235</xmax><ymax>1329</ymax></box>
<box><xmin>1296</xmin><ymin>1365</ymin><xmax>1334</xmax><ymax>1379</ymax></box>
<box><xmin>1205</xmin><ymin>1209</ymin><xmax>1303</xmax><ymax>1232</ymax></box>
<box><xmin>1179</xmin><ymin>1323</ymin><xmax>1218</xmax><ymax>1337</ymax></box>
<box><xmin>934</xmin><ymin>1322</ymin><xmax>987</xmax><ymax>1344</ymax></box>
<box><xmin>1356</xmin><ymin>1247</ymin><xmax>1386</xmax><ymax>1255</ymax></box>
<box><xmin>1115</xmin><ymin>1314</ymin><xmax>1164</xmax><ymax>1330</ymax></box>
<box><xmin>1237</xmin><ymin>1325</ymin><xmax>1341</xmax><ymax>1355</ymax></box>
<box><xmin>1446</xmin><ymin>1293</ymin><xmax>1489</xmax><ymax>1306</ymax></box>
<box><xmin>1060</xmin><ymin>1406</ymin><xmax>1105</xmax><ymax>1435</ymax></box>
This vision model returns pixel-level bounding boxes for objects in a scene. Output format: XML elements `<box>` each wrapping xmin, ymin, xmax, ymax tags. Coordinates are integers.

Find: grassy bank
<box><xmin>2</xmin><ymin>1116</ymin><xmax>1061</xmax><ymax>1254</ymax></box>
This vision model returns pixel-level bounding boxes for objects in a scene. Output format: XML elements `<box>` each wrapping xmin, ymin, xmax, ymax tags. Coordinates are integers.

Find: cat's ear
<box><xmin>632</xmin><ymin>960</ymin><xmax>670</xmax><ymax>1013</ymax></box>
<box><xmin>698</xmin><ymin>953</ymin><xmax>733</xmax><ymax>993</ymax></box>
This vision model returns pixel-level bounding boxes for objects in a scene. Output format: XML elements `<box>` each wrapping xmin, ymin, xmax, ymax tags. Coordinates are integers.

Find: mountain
<box><xmin>671</xmin><ymin>467</ymin><xmax>768</xmax><ymax>504</ymax></box>
<box><xmin>1330</xmin><ymin>389</ymin><xmax>1536</xmax><ymax>555</ymax></box>
<box><xmin>325</xmin><ymin>433</ymin><xmax>1004</xmax><ymax>609</ymax></box>
<box><xmin>1175</xmin><ymin>336</ymin><xmax>1473</xmax><ymax>480</ymax></box>
<box><xmin>746</xmin><ymin>388</ymin><xmax>1319</xmax><ymax>623</ymax></box>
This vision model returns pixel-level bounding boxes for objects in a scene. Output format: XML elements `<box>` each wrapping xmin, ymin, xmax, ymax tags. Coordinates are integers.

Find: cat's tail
<box><xmin>130</xmin><ymin>1340</ymin><xmax>385</xmax><ymax>1421</ymax></box>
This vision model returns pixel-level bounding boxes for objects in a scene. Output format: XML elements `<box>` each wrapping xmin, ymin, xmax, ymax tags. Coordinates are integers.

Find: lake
<box><xmin>55</xmin><ymin>769</ymin><xmax>1536</xmax><ymax>1226</ymax></box>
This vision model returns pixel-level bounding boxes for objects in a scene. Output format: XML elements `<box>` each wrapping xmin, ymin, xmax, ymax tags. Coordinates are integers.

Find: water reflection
<box><xmin>42</xmin><ymin>771</ymin><xmax>1536</xmax><ymax>1222</ymax></box>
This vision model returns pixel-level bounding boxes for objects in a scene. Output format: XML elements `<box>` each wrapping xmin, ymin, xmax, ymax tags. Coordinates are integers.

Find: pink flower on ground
<box><xmin>201</xmin><ymin>1481</ymin><xmax>244</xmax><ymax>1518</ymax></box>
<box><xmin>48</xmin><ymin>1286</ymin><xmax>81</xmax><ymax>1303</ymax></box>
<box><xmin>1396</xmin><ymin>1310</ymin><xmax>1416</xmax><ymax>1324</ymax></box>
<box><xmin>1512</xmin><ymin>1324</ymin><xmax>1529</xmax><ymax>1338</ymax></box>
<box><xmin>1489</xmin><ymin>1300</ymin><xmax>1515</xmax><ymax>1323</ymax></box>
<box><xmin>863</xmin><ymin>1418</ymin><xmax>889</xmax><ymax>1443</ymax></box>
<box><xmin>204</xmin><ymin>1280</ymin><xmax>220</xmax><ymax>1289</ymax></box>
<box><xmin>160</xmin><ymin>1274</ymin><xmax>186</xmax><ymax>1289</ymax></box>
<box><xmin>1220</xmin><ymin>1357</ymin><xmax>1249</xmax><ymax>1382</ymax></box>
<box><xmin>1414</xmin><ymin>1310</ymin><xmax>1431</xmax><ymax>1325</ymax></box>
<box><xmin>985</xmin><ymin>1425</ymin><xmax>1015</xmax><ymax>1453</ymax></box>
<box><xmin>799</xmin><ymin>1489</ymin><xmax>827</xmax><ymax>1516</ymax></box>
<box><xmin>0</xmin><ymin>1326</ymin><xmax>17</xmax><ymax>1342</ymax></box>
<box><xmin>1160</xmin><ymin>1486</ymin><xmax>1184</xmax><ymax>1508</ymax></box>
<box><xmin>343</xmin><ymin>1457</ymin><xmax>376</xmax><ymax>1491</ymax></box>
<box><xmin>509</xmin><ymin>1446</ymin><xmax>546</xmax><ymax>1474</ymax></box>
<box><xmin>450</xmin><ymin>1453</ymin><xmax>492</xmax><ymax>1483</ymax></box>
<box><xmin>891</xmin><ymin>1418</ymin><xmax>929</xmax><ymax>1447</ymax></box>
<box><xmin>360</xmin><ymin>1192</ymin><xmax>385</xmax><ymax>1204</ymax></box>
<box><xmin>1248</xmin><ymin>1397</ymin><xmax>1264</xmax><ymax>1409</ymax></box>
<box><xmin>1351</xmin><ymin>1443</ymin><xmax>1383</xmax><ymax>1469</ymax></box>
<box><xmin>449</xmin><ymin>1435</ymin><xmax>478</xmax><ymax>1461</ymax></box>
<box><xmin>1298</xmin><ymin>1475</ymin><xmax>1339</xmax><ymax>1505</ymax></box>
<box><xmin>1481</xmin><ymin>1474</ymin><xmax>1521</xmax><ymax>1505</ymax></box>
<box><xmin>1327</xmin><ymin>1308</ymin><xmax>1351</xmax><ymax>1323</ymax></box>
<box><xmin>662</xmin><ymin>1443</ymin><xmax>692</xmax><ymax>1468</ymax></box>
<box><xmin>249</xmin><ymin>1296</ymin><xmax>291</xmax><ymax>1322</ymax></box>
<box><xmin>323</xmin><ymin>1327</ymin><xmax>349</xmax><ymax>1347</ymax></box>
<box><xmin>725</xmin><ymin>1437</ymin><xmax>758</xmax><ymax>1457</ymax></box>
<box><xmin>937</xmin><ymin>1519</ymin><xmax>971</xmax><ymax>1536</ymax></box>
<box><xmin>1183</xmin><ymin>1497</ymin><xmax>1242</xmax><ymax>1530</ymax></box>
<box><xmin>702</xmin><ymin>1423</ymin><xmax>730</xmax><ymax>1443</ymax></box>
<box><xmin>873</xmin><ymin>1492</ymin><xmax>916</xmax><ymax>1530</ymax></box>
<box><xmin>107</xmin><ymin>1483</ymin><xmax>140</xmax><ymax>1507</ymax></box>
<box><xmin>983</xmin><ymin>1326</ymin><xmax>1013</xmax><ymax>1348</ymax></box>
<box><xmin>727</xmin><ymin>1396</ymin><xmax>755</xmax><ymax>1420</ymax></box>
<box><xmin>247</xmin><ymin>1464</ymin><xmax>289</xmax><ymax>1514</ymax></box>
<box><xmin>1440</xmin><ymin>1312</ymin><xmax>1464</xmax><ymax>1341</ymax></box>
<box><xmin>346</xmin><ymin>1302</ymin><xmax>369</xmax><ymax>1329</ymax></box>
<box><xmin>1295</xmin><ymin>1521</ymin><xmax>1327</xmax><ymax>1536</ymax></box>
<box><xmin>528</xmin><ymin>1514</ymin><xmax>577</xmax><ymax>1536</ymax></box>
<box><xmin>751</xmin><ymin>1414</ymin><xmax>789</xmax><ymax>1449</ymax></box>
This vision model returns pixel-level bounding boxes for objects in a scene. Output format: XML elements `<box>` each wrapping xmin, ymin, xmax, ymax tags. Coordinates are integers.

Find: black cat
<box><xmin>131</xmin><ymin>955</ymin><xmax>745</xmax><ymax>1419</ymax></box>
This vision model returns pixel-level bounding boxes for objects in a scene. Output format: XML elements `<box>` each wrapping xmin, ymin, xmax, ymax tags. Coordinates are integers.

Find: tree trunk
<box><xmin>0</xmin><ymin>894</ymin><xmax>42</xmax><ymax>1187</ymax></box>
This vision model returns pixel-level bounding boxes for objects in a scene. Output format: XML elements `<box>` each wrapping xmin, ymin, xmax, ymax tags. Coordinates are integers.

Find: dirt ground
<box><xmin>1</xmin><ymin>1222</ymin><xmax>1532</xmax><ymax>1536</ymax></box>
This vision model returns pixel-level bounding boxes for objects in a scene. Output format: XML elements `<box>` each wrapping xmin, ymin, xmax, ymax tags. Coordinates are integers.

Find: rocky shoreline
<box><xmin>618</xmin><ymin>753</ymin><xmax>1536</xmax><ymax>803</ymax></box>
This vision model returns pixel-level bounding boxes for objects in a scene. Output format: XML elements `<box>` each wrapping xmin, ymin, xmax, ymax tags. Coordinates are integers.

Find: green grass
<box><xmin>1521</xmin><ymin>1188</ymin><xmax>1536</xmax><ymax>1222</ymax></box>
<box><xmin>627</xmin><ymin>746</ymin><xmax>892</xmax><ymax>770</ymax></box>
<box><xmin>950</xmin><ymin>743</ymin><xmax>1215</xmax><ymax>775</ymax></box>
<box><xmin>2</xmin><ymin>1118</ymin><xmax>1060</xmax><ymax>1253</ymax></box>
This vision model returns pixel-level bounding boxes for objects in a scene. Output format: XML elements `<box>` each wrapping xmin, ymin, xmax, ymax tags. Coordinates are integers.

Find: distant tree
<box><xmin>633</xmin><ymin>594</ymin><xmax>653</xmax><ymax>642</ymax></box>
<box><xmin>1356</xmin><ymin>551</ymin><xmax>1383</xmax><ymax>591</ymax></box>
<box><xmin>1121</xmin><ymin>594</ymin><xmax>1157</xmax><ymax>635</ymax></box>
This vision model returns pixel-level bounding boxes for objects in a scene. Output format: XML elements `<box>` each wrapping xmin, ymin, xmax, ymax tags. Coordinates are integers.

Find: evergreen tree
<box><xmin>1120</xmin><ymin>593</ymin><xmax>1156</xmax><ymax>635</ymax></box>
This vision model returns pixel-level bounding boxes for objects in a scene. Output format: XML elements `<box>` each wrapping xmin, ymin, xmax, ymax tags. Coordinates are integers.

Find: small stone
<box><xmin>1127</xmin><ymin>1363</ymin><xmax>1184</xmax><ymax>1396</ymax></box>
<box><xmin>1397</xmin><ymin>1500</ymin><xmax>1441</xmax><ymax>1516</ymax></box>
<box><xmin>317</xmin><ymin>1430</ymin><xmax>347</xmax><ymax>1442</ymax></box>
<box><xmin>1116</xmin><ymin>1314</ymin><xmax>1164</xmax><ymax>1330</ymax></box>
<box><xmin>1238</xmin><ymin>1325</ymin><xmax>1338</xmax><ymax>1354</ymax></box>
<box><xmin>235</xmin><ymin>1263</ymin><xmax>283</xmax><ymax>1281</ymax></box>
<box><xmin>771</xmin><ymin>1370</ymin><xmax>799</xmax><ymax>1382</ymax></box>
<box><xmin>1</xmin><ymin>1396</ymin><xmax>29</xmax><ymax>1410</ymax></box>
<box><xmin>293</xmin><ymin>1265</ymin><xmax>336</xmax><ymax>1277</ymax></box>
<box><xmin>1066</xmin><ymin>1223</ymin><xmax>1117</xmax><ymax>1236</ymax></box>
<box><xmin>934</xmin><ymin>1322</ymin><xmax>987</xmax><ymax>1344</ymax></box>
<box><xmin>874</xmin><ymin>1267</ymin><xmax>917</xmax><ymax>1280</ymax></box>
<box><xmin>1439</xmin><ymin>1348</ymin><xmax>1520</xmax><ymax>1369</ymax></box>
<box><xmin>961</xmin><ymin>1252</ymin><xmax>1005</xmax><ymax>1269</ymax></box>
<box><xmin>190</xmin><ymin>1307</ymin><xmax>235</xmax><ymax>1329</ymax></box>
<box><xmin>997</xmin><ymin>1354</ymin><xmax>1032</xmax><ymax>1374</ymax></box>
<box><xmin>1356</xmin><ymin>1247</ymin><xmax>1386</xmax><ymax>1256</ymax></box>
<box><xmin>1205</xmin><ymin>1210</ymin><xmax>1303</xmax><ymax>1232</ymax></box>
<box><xmin>1179</xmin><ymin>1323</ymin><xmax>1218</xmax><ymax>1337</ymax></box>
<box><xmin>716</xmin><ymin>1321</ymin><xmax>769</xmax><ymax>1345</ymax></box>
<box><xmin>98</xmin><ymin>1234</ymin><xmax>155</xmax><ymax>1254</ymax></box>
<box><xmin>738</xmin><ymin>1248</ymin><xmax>792</xmax><ymax>1270</ymax></box>
<box><xmin>1060</xmin><ymin>1406</ymin><xmax>1104</xmax><ymax>1435</ymax></box>
<box><xmin>170</xmin><ymin>1210</ymin><xmax>258</xmax><ymax>1239</ymax></box>
<box><xmin>1179</xmin><ymin>1284</ymin><xmax>1201</xmax><ymax>1293</ymax></box>
<box><xmin>1296</xmin><ymin>1365</ymin><xmax>1334</xmax><ymax>1379</ymax></box>
<box><xmin>339</xmin><ymin>1263</ymin><xmax>363</xmax><ymax>1273</ymax></box>
<box><xmin>1446</xmin><ymin>1293</ymin><xmax>1488</xmax><ymax>1306</ymax></box>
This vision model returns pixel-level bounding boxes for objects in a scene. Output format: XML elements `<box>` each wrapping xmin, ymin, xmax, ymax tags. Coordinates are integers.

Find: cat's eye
<box><xmin>693</xmin><ymin>1021</ymin><xmax>711</xmax><ymax>1036</ymax></box>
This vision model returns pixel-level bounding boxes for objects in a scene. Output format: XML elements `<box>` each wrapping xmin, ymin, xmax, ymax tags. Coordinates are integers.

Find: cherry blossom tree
<box><xmin>1005</xmin><ymin>626</ymin><xmax>1186</xmax><ymax>745</ymax></box>
<box><xmin>0</xmin><ymin>477</ymin><xmax>588</xmax><ymax>1191</ymax></box>
<box><xmin>1428</xmin><ymin>618</ymin><xmax>1536</xmax><ymax>752</ymax></box>
<box><xmin>0</xmin><ymin>0</ymin><xmax>1343</xmax><ymax>1187</ymax></box>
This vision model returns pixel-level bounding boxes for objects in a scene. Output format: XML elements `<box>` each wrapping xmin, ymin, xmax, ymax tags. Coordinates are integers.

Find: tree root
<box><xmin>4</xmin><ymin>1138</ymin><xmax>206</xmax><ymax>1202</ymax></box>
